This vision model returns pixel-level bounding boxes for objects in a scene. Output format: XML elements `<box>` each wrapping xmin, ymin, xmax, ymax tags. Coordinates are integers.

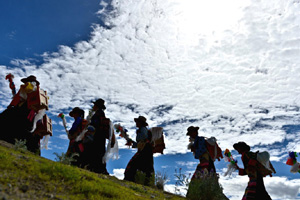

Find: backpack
<box><xmin>205</xmin><ymin>137</ymin><xmax>223</xmax><ymax>161</ymax></box>
<box><xmin>148</xmin><ymin>127</ymin><xmax>165</xmax><ymax>154</ymax></box>
<box><xmin>245</xmin><ymin>151</ymin><xmax>276</xmax><ymax>177</ymax></box>
<box><xmin>256</xmin><ymin>151</ymin><xmax>276</xmax><ymax>176</ymax></box>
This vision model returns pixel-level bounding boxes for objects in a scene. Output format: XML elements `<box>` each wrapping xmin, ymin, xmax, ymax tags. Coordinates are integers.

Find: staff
<box><xmin>5</xmin><ymin>73</ymin><xmax>16</xmax><ymax>97</ymax></box>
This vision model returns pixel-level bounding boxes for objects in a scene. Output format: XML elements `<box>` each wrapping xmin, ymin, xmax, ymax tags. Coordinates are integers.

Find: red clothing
<box><xmin>239</xmin><ymin>152</ymin><xmax>272</xmax><ymax>200</ymax></box>
<box><xmin>206</xmin><ymin>141</ymin><xmax>223</xmax><ymax>161</ymax></box>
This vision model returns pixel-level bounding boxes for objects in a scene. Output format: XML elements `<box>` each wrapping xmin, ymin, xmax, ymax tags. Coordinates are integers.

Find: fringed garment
<box><xmin>239</xmin><ymin>152</ymin><xmax>272</xmax><ymax>200</ymax></box>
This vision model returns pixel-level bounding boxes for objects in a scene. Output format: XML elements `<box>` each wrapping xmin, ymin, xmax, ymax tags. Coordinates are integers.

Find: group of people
<box><xmin>0</xmin><ymin>74</ymin><xmax>156</xmax><ymax>185</ymax></box>
<box><xmin>65</xmin><ymin>102</ymin><xmax>155</xmax><ymax>184</ymax></box>
<box><xmin>64</xmin><ymin>99</ymin><xmax>115</xmax><ymax>174</ymax></box>
<box><xmin>0</xmin><ymin>75</ymin><xmax>277</xmax><ymax>199</ymax></box>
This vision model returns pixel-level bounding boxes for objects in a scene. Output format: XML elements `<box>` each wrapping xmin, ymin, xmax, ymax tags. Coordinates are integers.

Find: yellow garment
<box><xmin>199</xmin><ymin>152</ymin><xmax>210</xmax><ymax>163</ymax></box>
<box><xmin>24</xmin><ymin>82</ymin><xmax>35</xmax><ymax>93</ymax></box>
<box><xmin>137</xmin><ymin>141</ymin><xmax>146</xmax><ymax>152</ymax></box>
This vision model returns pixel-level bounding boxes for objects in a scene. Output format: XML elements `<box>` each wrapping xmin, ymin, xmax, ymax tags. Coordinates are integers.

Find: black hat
<box><xmin>69</xmin><ymin>107</ymin><xmax>84</xmax><ymax>118</ymax></box>
<box><xmin>21</xmin><ymin>75</ymin><xmax>40</xmax><ymax>85</ymax></box>
<box><xmin>92</xmin><ymin>98</ymin><xmax>106</xmax><ymax>110</ymax></box>
<box><xmin>134</xmin><ymin>116</ymin><xmax>148</xmax><ymax>126</ymax></box>
<box><xmin>233</xmin><ymin>142</ymin><xmax>250</xmax><ymax>152</ymax></box>
<box><xmin>186</xmin><ymin>126</ymin><xmax>199</xmax><ymax>135</ymax></box>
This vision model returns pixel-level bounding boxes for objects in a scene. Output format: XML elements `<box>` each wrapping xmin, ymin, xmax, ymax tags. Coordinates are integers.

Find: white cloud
<box><xmin>264</xmin><ymin>177</ymin><xmax>300</xmax><ymax>200</ymax></box>
<box><xmin>0</xmin><ymin>1</ymin><xmax>300</xmax><ymax>198</ymax></box>
<box><xmin>0</xmin><ymin>0</ymin><xmax>299</xmax><ymax>162</ymax></box>
<box><xmin>164</xmin><ymin>184</ymin><xmax>186</xmax><ymax>197</ymax></box>
<box><xmin>175</xmin><ymin>161</ymin><xmax>198</xmax><ymax>170</ymax></box>
<box><xmin>57</xmin><ymin>134</ymin><xmax>68</xmax><ymax>140</ymax></box>
<box><xmin>112</xmin><ymin>168</ymin><xmax>125</xmax><ymax>180</ymax></box>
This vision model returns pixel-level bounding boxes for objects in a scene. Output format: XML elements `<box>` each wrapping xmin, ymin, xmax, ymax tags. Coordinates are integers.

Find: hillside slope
<box><xmin>0</xmin><ymin>140</ymin><xmax>184</xmax><ymax>200</ymax></box>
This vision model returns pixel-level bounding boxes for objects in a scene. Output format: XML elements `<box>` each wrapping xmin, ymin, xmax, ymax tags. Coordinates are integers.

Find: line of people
<box><xmin>0</xmin><ymin>75</ymin><xmax>278</xmax><ymax>199</ymax></box>
<box><xmin>65</xmin><ymin>101</ymin><xmax>155</xmax><ymax>185</ymax></box>
<box><xmin>0</xmin><ymin>75</ymin><xmax>157</xmax><ymax>186</ymax></box>
<box><xmin>65</xmin><ymin>107</ymin><xmax>277</xmax><ymax>199</ymax></box>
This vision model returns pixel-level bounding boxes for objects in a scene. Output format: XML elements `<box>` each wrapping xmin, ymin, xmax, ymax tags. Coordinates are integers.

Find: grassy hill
<box><xmin>0</xmin><ymin>140</ymin><xmax>184</xmax><ymax>200</ymax></box>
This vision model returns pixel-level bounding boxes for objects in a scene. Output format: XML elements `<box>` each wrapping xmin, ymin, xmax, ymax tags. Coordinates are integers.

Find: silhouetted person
<box><xmin>233</xmin><ymin>142</ymin><xmax>273</xmax><ymax>200</ymax></box>
<box><xmin>124</xmin><ymin>116</ymin><xmax>154</xmax><ymax>185</ymax></box>
<box><xmin>0</xmin><ymin>75</ymin><xmax>43</xmax><ymax>154</ymax></box>
<box><xmin>83</xmin><ymin>99</ymin><xmax>115</xmax><ymax>174</ymax></box>
<box><xmin>186</xmin><ymin>126</ymin><xmax>227</xmax><ymax>199</ymax></box>
<box><xmin>66</xmin><ymin>107</ymin><xmax>87</xmax><ymax>166</ymax></box>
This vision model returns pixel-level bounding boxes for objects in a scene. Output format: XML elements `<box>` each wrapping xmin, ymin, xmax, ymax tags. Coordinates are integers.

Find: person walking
<box><xmin>186</xmin><ymin>126</ymin><xmax>219</xmax><ymax>176</ymax></box>
<box><xmin>0</xmin><ymin>75</ymin><xmax>48</xmax><ymax>155</ymax></box>
<box><xmin>66</xmin><ymin>107</ymin><xmax>87</xmax><ymax>166</ymax></box>
<box><xmin>186</xmin><ymin>126</ymin><xmax>227</xmax><ymax>199</ymax></box>
<box><xmin>233</xmin><ymin>141</ymin><xmax>274</xmax><ymax>200</ymax></box>
<box><xmin>124</xmin><ymin>116</ymin><xmax>154</xmax><ymax>185</ymax></box>
<box><xmin>84</xmin><ymin>98</ymin><xmax>115</xmax><ymax>174</ymax></box>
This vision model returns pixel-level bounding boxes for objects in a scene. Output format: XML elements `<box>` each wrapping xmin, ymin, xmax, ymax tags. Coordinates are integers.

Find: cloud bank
<box><xmin>0</xmin><ymin>0</ymin><xmax>299</xmax><ymax>162</ymax></box>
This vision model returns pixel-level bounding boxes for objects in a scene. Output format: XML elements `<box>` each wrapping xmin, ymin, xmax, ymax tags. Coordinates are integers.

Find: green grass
<box><xmin>0</xmin><ymin>141</ymin><xmax>184</xmax><ymax>200</ymax></box>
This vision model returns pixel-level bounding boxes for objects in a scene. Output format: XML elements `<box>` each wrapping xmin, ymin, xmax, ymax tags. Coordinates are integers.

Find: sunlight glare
<box><xmin>171</xmin><ymin>0</ymin><xmax>250</xmax><ymax>46</ymax></box>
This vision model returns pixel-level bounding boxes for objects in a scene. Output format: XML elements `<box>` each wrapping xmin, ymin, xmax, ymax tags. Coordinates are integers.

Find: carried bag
<box><xmin>149</xmin><ymin>127</ymin><xmax>166</xmax><ymax>154</ymax></box>
<box><xmin>256</xmin><ymin>151</ymin><xmax>276</xmax><ymax>176</ymax></box>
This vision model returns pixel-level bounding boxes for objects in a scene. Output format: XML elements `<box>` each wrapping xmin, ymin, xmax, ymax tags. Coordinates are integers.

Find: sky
<box><xmin>0</xmin><ymin>0</ymin><xmax>300</xmax><ymax>199</ymax></box>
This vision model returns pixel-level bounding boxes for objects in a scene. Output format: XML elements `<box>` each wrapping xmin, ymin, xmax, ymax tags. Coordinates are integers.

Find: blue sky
<box><xmin>0</xmin><ymin>0</ymin><xmax>101</xmax><ymax>66</ymax></box>
<box><xmin>0</xmin><ymin>0</ymin><xmax>300</xmax><ymax>199</ymax></box>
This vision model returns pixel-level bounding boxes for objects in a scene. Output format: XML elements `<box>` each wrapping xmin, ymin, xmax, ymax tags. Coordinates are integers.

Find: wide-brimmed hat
<box><xmin>21</xmin><ymin>75</ymin><xmax>40</xmax><ymax>85</ymax></box>
<box><xmin>92</xmin><ymin>98</ymin><xmax>106</xmax><ymax>110</ymax></box>
<box><xmin>233</xmin><ymin>142</ymin><xmax>250</xmax><ymax>152</ymax></box>
<box><xmin>69</xmin><ymin>107</ymin><xmax>84</xmax><ymax>118</ymax></box>
<box><xmin>134</xmin><ymin>116</ymin><xmax>148</xmax><ymax>126</ymax></box>
<box><xmin>186</xmin><ymin>126</ymin><xmax>199</xmax><ymax>135</ymax></box>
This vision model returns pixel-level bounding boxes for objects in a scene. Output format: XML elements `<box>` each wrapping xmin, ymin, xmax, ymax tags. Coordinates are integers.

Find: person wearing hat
<box><xmin>186</xmin><ymin>126</ymin><xmax>217</xmax><ymax>175</ymax></box>
<box><xmin>0</xmin><ymin>75</ymin><xmax>43</xmax><ymax>155</ymax></box>
<box><xmin>7</xmin><ymin>75</ymin><xmax>39</xmax><ymax>109</ymax></box>
<box><xmin>186</xmin><ymin>126</ymin><xmax>228</xmax><ymax>199</ymax></box>
<box><xmin>82</xmin><ymin>98</ymin><xmax>114</xmax><ymax>174</ymax></box>
<box><xmin>21</xmin><ymin>75</ymin><xmax>40</xmax><ymax>86</ymax></box>
<box><xmin>66</xmin><ymin>107</ymin><xmax>87</xmax><ymax>161</ymax></box>
<box><xmin>124</xmin><ymin>116</ymin><xmax>154</xmax><ymax>185</ymax></box>
<box><xmin>233</xmin><ymin>142</ymin><xmax>273</xmax><ymax>200</ymax></box>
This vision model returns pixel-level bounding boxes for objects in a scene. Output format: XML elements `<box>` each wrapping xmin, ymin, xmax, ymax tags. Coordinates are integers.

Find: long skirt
<box><xmin>124</xmin><ymin>142</ymin><xmax>154</xmax><ymax>185</ymax></box>
<box><xmin>191</xmin><ymin>152</ymin><xmax>216</xmax><ymax>180</ymax></box>
<box><xmin>0</xmin><ymin>103</ymin><xmax>41</xmax><ymax>155</ymax></box>
<box><xmin>81</xmin><ymin>136</ymin><xmax>108</xmax><ymax>175</ymax></box>
<box><xmin>242</xmin><ymin>174</ymin><xmax>271</xmax><ymax>200</ymax></box>
<box><xmin>187</xmin><ymin>152</ymin><xmax>228</xmax><ymax>200</ymax></box>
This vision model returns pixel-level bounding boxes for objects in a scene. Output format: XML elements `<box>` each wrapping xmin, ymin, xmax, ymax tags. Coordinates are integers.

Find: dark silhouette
<box><xmin>233</xmin><ymin>141</ymin><xmax>275</xmax><ymax>200</ymax></box>
<box><xmin>186</xmin><ymin>126</ymin><xmax>227</xmax><ymax>200</ymax></box>
<box><xmin>0</xmin><ymin>75</ymin><xmax>51</xmax><ymax>155</ymax></box>
<box><xmin>83</xmin><ymin>98</ymin><xmax>115</xmax><ymax>174</ymax></box>
<box><xmin>124</xmin><ymin>116</ymin><xmax>154</xmax><ymax>185</ymax></box>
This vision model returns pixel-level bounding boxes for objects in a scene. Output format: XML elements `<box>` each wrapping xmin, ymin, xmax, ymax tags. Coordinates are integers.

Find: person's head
<box><xmin>92</xmin><ymin>98</ymin><xmax>106</xmax><ymax>111</ymax></box>
<box><xmin>21</xmin><ymin>75</ymin><xmax>40</xmax><ymax>86</ymax></box>
<box><xmin>69</xmin><ymin>107</ymin><xmax>85</xmax><ymax>119</ymax></box>
<box><xmin>233</xmin><ymin>142</ymin><xmax>250</xmax><ymax>154</ymax></box>
<box><xmin>186</xmin><ymin>126</ymin><xmax>199</xmax><ymax>139</ymax></box>
<box><xmin>134</xmin><ymin>116</ymin><xmax>148</xmax><ymax>128</ymax></box>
